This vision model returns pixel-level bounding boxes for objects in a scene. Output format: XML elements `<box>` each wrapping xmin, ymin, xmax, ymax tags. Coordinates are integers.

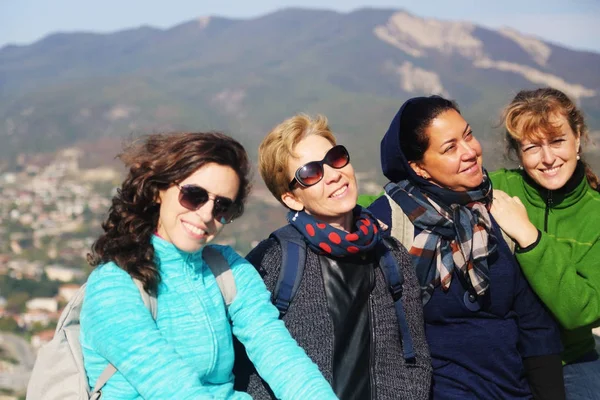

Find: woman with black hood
<box><xmin>368</xmin><ymin>95</ymin><xmax>564</xmax><ymax>399</ymax></box>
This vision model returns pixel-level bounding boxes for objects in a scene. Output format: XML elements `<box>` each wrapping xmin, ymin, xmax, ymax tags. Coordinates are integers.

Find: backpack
<box><xmin>269</xmin><ymin>225</ymin><xmax>416</xmax><ymax>361</ymax></box>
<box><xmin>26</xmin><ymin>245</ymin><xmax>236</xmax><ymax>400</ymax></box>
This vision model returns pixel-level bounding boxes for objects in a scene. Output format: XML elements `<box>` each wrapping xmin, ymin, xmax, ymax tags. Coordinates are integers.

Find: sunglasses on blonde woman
<box><xmin>176</xmin><ymin>184</ymin><xmax>240</xmax><ymax>224</ymax></box>
<box><xmin>288</xmin><ymin>145</ymin><xmax>350</xmax><ymax>190</ymax></box>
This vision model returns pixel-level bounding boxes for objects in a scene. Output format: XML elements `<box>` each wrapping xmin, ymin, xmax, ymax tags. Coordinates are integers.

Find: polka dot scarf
<box><xmin>287</xmin><ymin>206</ymin><xmax>382</xmax><ymax>257</ymax></box>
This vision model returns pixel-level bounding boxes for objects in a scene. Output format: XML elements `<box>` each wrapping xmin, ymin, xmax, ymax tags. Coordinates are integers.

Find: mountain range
<box><xmin>1</xmin><ymin>7</ymin><xmax>599</xmax><ymax>174</ymax></box>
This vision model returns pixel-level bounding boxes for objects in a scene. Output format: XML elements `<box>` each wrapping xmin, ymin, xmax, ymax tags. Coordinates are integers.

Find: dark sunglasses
<box><xmin>176</xmin><ymin>184</ymin><xmax>240</xmax><ymax>224</ymax></box>
<box><xmin>289</xmin><ymin>145</ymin><xmax>350</xmax><ymax>190</ymax></box>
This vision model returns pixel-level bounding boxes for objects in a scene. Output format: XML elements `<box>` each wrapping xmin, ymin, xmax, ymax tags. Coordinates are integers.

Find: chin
<box><xmin>173</xmin><ymin>238</ymin><xmax>205</xmax><ymax>253</ymax></box>
<box><xmin>537</xmin><ymin>177</ymin><xmax>569</xmax><ymax>191</ymax></box>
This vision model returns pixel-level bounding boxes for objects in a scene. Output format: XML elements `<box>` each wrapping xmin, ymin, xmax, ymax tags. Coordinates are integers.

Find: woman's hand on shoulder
<box><xmin>490</xmin><ymin>190</ymin><xmax>539</xmax><ymax>248</ymax></box>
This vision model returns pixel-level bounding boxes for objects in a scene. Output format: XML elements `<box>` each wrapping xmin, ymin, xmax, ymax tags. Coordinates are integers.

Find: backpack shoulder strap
<box><xmin>376</xmin><ymin>237</ymin><xmax>416</xmax><ymax>362</ymax></box>
<box><xmin>133</xmin><ymin>278</ymin><xmax>157</xmax><ymax>318</ymax></box>
<box><xmin>384</xmin><ymin>192</ymin><xmax>414</xmax><ymax>250</ymax></box>
<box><xmin>203</xmin><ymin>245</ymin><xmax>237</xmax><ymax>306</ymax></box>
<box><xmin>269</xmin><ymin>225</ymin><xmax>307</xmax><ymax>317</ymax></box>
<box><xmin>92</xmin><ymin>277</ymin><xmax>157</xmax><ymax>395</ymax></box>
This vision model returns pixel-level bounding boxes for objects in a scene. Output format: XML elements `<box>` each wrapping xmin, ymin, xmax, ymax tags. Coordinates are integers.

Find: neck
<box><xmin>316</xmin><ymin>211</ymin><xmax>354</xmax><ymax>232</ymax></box>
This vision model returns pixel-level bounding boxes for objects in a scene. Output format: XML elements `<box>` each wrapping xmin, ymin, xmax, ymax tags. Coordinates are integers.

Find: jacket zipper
<box><xmin>544</xmin><ymin>190</ymin><xmax>553</xmax><ymax>232</ymax></box>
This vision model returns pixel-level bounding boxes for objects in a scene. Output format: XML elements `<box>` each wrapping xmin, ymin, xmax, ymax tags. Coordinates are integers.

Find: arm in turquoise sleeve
<box><xmin>219</xmin><ymin>246</ymin><xmax>338</xmax><ymax>400</ymax></box>
<box><xmin>516</xmin><ymin>234</ymin><xmax>600</xmax><ymax>330</ymax></box>
<box><xmin>81</xmin><ymin>265</ymin><xmax>216</xmax><ymax>400</ymax></box>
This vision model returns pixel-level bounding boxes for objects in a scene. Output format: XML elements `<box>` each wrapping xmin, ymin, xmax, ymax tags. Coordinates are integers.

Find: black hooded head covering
<box><xmin>380</xmin><ymin>96</ymin><xmax>460</xmax><ymax>198</ymax></box>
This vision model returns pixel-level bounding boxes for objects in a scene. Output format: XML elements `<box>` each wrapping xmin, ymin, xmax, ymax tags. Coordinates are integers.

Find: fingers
<box><xmin>492</xmin><ymin>190</ymin><xmax>510</xmax><ymax>201</ymax></box>
<box><xmin>376</xmin><ymin>219</ymin><xmax>389</xmax><ymax>231</ymax></box>
<box><xmin>513</xmin><ymin>196</ymin><xmax>524</xmax><ymax>206</ymax></box>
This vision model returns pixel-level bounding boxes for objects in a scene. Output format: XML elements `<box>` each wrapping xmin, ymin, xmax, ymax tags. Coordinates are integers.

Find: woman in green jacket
<box><xmin>490</xmin><ymin>87</ymin><xmax>600</xmax><ymax>399</ymax></box>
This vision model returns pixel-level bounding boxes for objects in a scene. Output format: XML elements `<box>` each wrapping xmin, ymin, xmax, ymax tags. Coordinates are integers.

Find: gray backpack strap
<box><xmin>386</xmin><ymin>193</ymin><xmax>414</xmax><ymax>249</ymax></box>
<box><xmin>91</xmin><ymin>364</ymin><xmax>117</xmax><ymax>396</ymax></box>
<box><xmin>134</xmin><ymin>278</ymin><xmax>157</xmax><ymax>319</ymax></box>
<box><xmin>203</xmin><ymin>245</ymin><xmax>237</xmax><ymax>306</ymax></box>
<box><xmin>90</xmin><ymin>278</ymin><xmax>157</xmax><ymax>396</ymax></box>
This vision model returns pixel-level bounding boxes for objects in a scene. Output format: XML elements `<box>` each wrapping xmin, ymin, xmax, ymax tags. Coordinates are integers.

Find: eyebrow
<box><xmin>439</xmin><ymin>124</ymin><xmax>471</xmax><ymax>148</ymax></box>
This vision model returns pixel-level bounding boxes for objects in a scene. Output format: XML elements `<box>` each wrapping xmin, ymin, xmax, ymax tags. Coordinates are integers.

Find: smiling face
<box><xmin>518</xmin><ymin>114</ymin><xmax>581</xmax><ymax>190</ymax></box>
<box><xmin>282</xmin><ymin>134</ymin><xmax>357</xmax><ymax>229</ymax></box>
<box><xmin>411</xmin><ymin>109</ymin><xmax>484</xmax><ymax>191</ymax></box>
<box><xmin>156</xmin><ymin>163</ymin><xmax>240</xmax><ymax>253</ymax></box>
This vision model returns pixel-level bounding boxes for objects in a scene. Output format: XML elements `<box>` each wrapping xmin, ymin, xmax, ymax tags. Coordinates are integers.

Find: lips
<box><xmin>182</xmin><ymin>220</ymin><xmax>208</xmax><ymax>238</ymax></box>
<box><xmin>329</xmin><ymin>183</ymin><xmax>348</xmax><ymax>198</ymax></box>
<box><xmin>460</xmin><ymin>163</ymin><xmax>478</xmax><ymax>173</ymax></box>
<box><xmin>540</xmin><ymin>164</ymin><xmax>562</xmax><ymax>176</ymax></box>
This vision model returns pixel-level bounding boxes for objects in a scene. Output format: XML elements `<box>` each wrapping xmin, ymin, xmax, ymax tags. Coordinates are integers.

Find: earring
<box><xmin>577</xmin><ymin>154</ymin><xmax>581</xmax><ymax>161</ymax></box>
<box><xmin>292</xmin><ymin>211</ymin><xmax>299</xmax><ymax>222</ymax></box>
<box><xmin>518</xmin><ymin>165</ymin><xmax>523</xmax><ymax>170</ymax></box>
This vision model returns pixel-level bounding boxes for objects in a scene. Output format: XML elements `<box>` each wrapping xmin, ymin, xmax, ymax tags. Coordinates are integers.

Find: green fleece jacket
<box><xmin>490</xmin><ymin>165</ymin><xmax>600</xmax><ymax>364</ymax></box>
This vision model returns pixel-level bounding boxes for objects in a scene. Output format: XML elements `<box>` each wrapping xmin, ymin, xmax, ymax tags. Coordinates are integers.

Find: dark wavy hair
<box><xmin>87</xmin><ymin>131</ymin><xmax>252</xmax><ymax>294</ymax></box>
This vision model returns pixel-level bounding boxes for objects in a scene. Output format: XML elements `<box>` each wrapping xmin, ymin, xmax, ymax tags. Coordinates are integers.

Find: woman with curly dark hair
<box><xmin>79</xmin><ymin>132</ymin><xmax>337</xmax><ymax>399</ymax></box>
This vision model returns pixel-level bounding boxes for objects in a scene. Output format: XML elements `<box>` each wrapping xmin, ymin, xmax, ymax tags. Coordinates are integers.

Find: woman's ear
<box><xmin>281</xmin><ymin>191</ymin><xmax>305</xmax><ymax>212</ymax></box>
<box><xmin>409</xmin><ymin>161</ymin><xmax>430</xmax><ymax>180</ymax></box>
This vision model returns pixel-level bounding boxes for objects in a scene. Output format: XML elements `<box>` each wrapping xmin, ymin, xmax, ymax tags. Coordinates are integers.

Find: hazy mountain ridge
<box><xmin>1</xmin><ymin>7</ymin><xmax>599</xmax><ymax>172</ymax></box>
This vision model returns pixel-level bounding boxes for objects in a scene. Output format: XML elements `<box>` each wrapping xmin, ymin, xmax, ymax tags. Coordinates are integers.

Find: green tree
<box><xmin>5</xmin><ymin>292</ymin><xmax>29</xmax><ymax>314</ymax></box>
<box><xmin>0</xmin><ymin>316</ymin><xmax>20</xmax><ymax>333</ymax></box>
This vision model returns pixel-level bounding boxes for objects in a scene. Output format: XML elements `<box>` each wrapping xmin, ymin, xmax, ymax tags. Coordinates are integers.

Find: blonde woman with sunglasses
<box><xmin>233</xmin><ymin>115</ymin><xmax>432</xmax><ymax>400</ymax></box>
<box><xmin>80</xmin><ymin>132</ymin><xmax>337</xmax><ymax>399</ymax></box>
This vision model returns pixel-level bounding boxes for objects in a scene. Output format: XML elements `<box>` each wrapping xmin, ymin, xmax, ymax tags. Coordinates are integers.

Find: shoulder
<box><xmin>86</xmin><ymin>261</ymin><xmax>135</xmax><ymax>291</ymax></box>
<box><xmin>489</xmin><ymin>168</ymin><xmax>522</xmax><ymax>190</ymax></box>
<box><xmin>368</xmin><ymin>195</ymin><xmax>392</xmax><ymax>227</ymax></box>
<box><xmin>246</xmin><ymin>236</ymin><xmax>283</xmax><ymax>278</ymax></box>
<box><xmin>584</xmin><ymin>183</ymin><xmax>600</xmax><ymax>203</ymax></box>
<box><xmin>204</xmin><ymin>244</ymin><xmax>244</xmax><ymax>266</ymax></box>
<box><xmin>82</xmin><ymin>262</ymin><xmax>143</xmax><ymax>320</ymax></box>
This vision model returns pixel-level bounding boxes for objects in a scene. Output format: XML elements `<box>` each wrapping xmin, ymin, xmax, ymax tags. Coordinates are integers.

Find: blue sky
<box><xmin>1</xmin><ymin>0</ymin><xmax>600</xmax><ymax>52</ymax></box>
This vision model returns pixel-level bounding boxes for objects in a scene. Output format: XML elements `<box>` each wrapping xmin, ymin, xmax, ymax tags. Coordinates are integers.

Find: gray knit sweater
<box><xmin>234</xmin><ymin>235</ymin><xmax>432</xmax><ymax>400</ymax></box>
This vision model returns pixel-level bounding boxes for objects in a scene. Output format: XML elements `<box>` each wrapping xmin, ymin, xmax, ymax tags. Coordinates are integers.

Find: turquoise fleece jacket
<box><xmin>80</xmin><ymin>235</ymin><xmax>337</xmax><ymax>399</ymax></box>
<box><xmin>491</xmin><ymin>166</ymin><xmax>600</xmax><ymax>364</ymax></box>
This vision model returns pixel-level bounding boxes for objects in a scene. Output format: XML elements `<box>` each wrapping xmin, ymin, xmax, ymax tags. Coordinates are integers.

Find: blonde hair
<box><xmin>503</xmin><ymin>87</ymin><xmax>598</xmax><ymax>190</ymax></box>
<box><xmin>258</xmin><ymin>114</ymin><xmax>336</xmax><ymax>206</ymax></box>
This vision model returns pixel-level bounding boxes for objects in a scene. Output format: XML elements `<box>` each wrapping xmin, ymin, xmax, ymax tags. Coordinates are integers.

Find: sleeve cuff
<box><xmin>516</xmin><ymin>229</ymin><xmax>541</xmax><ymax>253</ymax></box>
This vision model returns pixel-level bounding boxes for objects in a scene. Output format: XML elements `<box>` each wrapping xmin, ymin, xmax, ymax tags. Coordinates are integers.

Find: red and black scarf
<box><xmin>287</xmin><ymin>206</ymin><xmax>381</xmax><ymax>257</ymax></box>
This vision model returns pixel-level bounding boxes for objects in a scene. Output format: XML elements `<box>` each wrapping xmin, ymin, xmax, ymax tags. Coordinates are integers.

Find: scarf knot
<box><xmin>287</xmin><ymin>206</ymin><xmax>382</xmax><ymax>257</ymax></box>
<box><xmin>385</xmin><ymin>172</ymin><xmax>497</xmax><ymax>304</ymax></box>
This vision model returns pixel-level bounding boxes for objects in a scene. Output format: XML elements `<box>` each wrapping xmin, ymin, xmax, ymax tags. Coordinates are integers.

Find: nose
<box><xmin>540</xmin><ymin>146</ymin><xmax>555</xmax><ymax>164</ymax></box>
<box><xmin>323</xmin><ymin>164</ymin><xmax>342</xmax><ymax>184</ymax></box>
<box><xmin>195</xmin><ymin>199</ymin><xmax>215</xmax><ymax>223</ymax></box>
<box><xmin>460</xmin><ymin>142</ymin><xmax>477</xmax><ymax>160</ymax></box>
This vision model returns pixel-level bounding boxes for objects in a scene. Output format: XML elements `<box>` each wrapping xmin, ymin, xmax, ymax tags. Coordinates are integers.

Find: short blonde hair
<box><xmin>258</xmin><ymin>114</ymin><xmax>336</xmax><ymax>206</ymax></box>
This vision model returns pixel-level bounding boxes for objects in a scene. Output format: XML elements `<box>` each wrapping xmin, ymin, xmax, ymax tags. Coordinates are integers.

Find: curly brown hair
<box><xmin>87</xmin><ymin>131</ymin><xmax>252</xmax><ymax>294</ymax></box>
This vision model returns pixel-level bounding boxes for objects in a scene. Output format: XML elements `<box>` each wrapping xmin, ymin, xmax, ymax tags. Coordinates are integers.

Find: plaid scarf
<box><xmin>287</xmin><ymin>206</ymin><xmax>381</xmax><ymax>257</ymax></box>
<box><xmin>385</xmin><ymin>173</ymin><xmax>497</xmax><ymax>304</ymax></box>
